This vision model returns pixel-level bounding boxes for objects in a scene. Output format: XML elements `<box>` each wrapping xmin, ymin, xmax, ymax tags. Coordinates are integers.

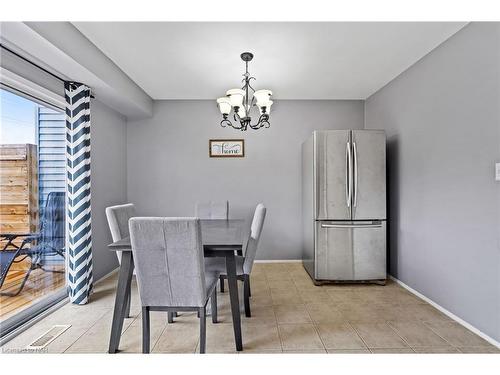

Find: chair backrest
<box><xmin>243</xmin><ymin>203</ymin><xmax>266</xmax><ymax>274</ymax></box>
<box><xmin>40</xmin><ymin>191</ymin><xmax>65</xmax><ymax>251</ymax></box>
<box><xmin>105</xmin><ymin>203</ymin><xmax>136</xmax><ymax>242</ymax></box>
<box><xmin>195</xmin><ymin>201</ymin><xmax>229</xmax><ymax>220</ymax></box>
<box><xmin>129</xmin><ymin>217</ymin><xmax>207</xmax><ymax>307</ymax></box>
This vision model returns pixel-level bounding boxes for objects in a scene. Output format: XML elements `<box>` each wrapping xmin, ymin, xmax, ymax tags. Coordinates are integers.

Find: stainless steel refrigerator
<box><xmin>302</xmin><ymin>130</ymin><xmax>387</xmax><ymax>284</ymax></box>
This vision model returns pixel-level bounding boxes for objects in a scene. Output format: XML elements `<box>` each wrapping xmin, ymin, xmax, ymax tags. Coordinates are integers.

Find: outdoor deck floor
<box><xmin>0</xmin><ymin>262</ymin><xmax>65</xmax><ymax>321</ymax></box>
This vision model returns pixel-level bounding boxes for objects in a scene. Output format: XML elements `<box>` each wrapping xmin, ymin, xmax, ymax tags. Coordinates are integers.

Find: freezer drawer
<box><xmin>315</xmin><ymin>220</ymin><xmax>386</xmax><ymax>281</ymax></box>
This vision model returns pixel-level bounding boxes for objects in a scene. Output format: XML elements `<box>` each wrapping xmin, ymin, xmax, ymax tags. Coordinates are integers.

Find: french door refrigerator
<box><xmin>302</xmin><ymin>130</ymin><xmax>387</xmax><ymax>284</ymax></box>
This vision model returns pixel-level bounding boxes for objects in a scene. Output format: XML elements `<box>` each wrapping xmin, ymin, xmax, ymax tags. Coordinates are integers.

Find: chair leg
<box><xmin>168</xmin><ymin>311</ymin><xmax>175</xmax><ymax>323</ymax></box>
<box><xmin>142</xmin><ymin>306</ymin><xmax>150</xmax><ymax>353</ymax></box>
<box><xmin>211</xmin><ymin>288</ymin><xmax>218</xmax><ymax>323</ymax></box>
<box><xmin>125</xmin><ymin>289</ymin><xmax>131</xmax><ymax>318</ymax></box>
<box><xmin>199</xmin><ymin>307</ymin><xmax>206</xmax><ymax>354</ymax></box>
<box><xmin>248</xmin><ymin>277</ymin><xmax>251</xmax><ymax>297</ymax></box>
<box><xmin>219</xmin><ymin>275</ymin><xmax>225</xmax><ymax>293</ymax></box>
<box><xmin>243</xmin><ymin>274</ymin><xmax>251</xmax><ymax>317</ymax></box>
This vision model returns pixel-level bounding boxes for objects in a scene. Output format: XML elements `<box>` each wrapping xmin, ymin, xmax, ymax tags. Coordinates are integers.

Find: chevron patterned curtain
<box><xmin>65</xmin><ymin>82</ymin><xmax>93</xmax><ymax>304</ymax></box>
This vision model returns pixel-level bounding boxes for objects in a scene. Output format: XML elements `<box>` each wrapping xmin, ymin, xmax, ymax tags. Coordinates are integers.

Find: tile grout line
<box><xmin>150</xmin><ymin>319</ymin><xmax>168</xmax><ymax>353</ymax></box>
<box><xmin>420</xmin><ymin>320</ymin><xmax>461</xmax><ymax>349</ymax></box>
<box><xmin>62</xmin><ymin>307</ymin><xmax>112</xmax><ymax>353</ymax></box>
<box><xmin>268</xmin><ymin>270</ymin><xmax>285</xmax><ymax>353</ymax></box>
<box><xmin>345</xmin><ymin>321</ymin><xmax>371</xmax><ymax>353</ymax></box>
<box><xmin>256</xmin><ymin>272</ymin><xmax>286</xmax><ymax>353</ymax></box>
<box><xmin>273</xmin><ymin>306</ymin><xmax>285</xmax><ymax>353</ymax></box>
<box><xmin>387</xmin><ymin>318</ymin><xmax>454</xmax><ymax>350</ymax></box>
<box><xmin>304</xmin><ymin>298</ymin><xmax>328</xmax><ymax>352</ymax></box>
<box><xmin>384</xmin><ymin>320</ymin><xmax>418</xmax><ymax>352</ymax></box>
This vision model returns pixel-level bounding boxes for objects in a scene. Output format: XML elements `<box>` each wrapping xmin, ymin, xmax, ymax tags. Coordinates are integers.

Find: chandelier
<box><xmin>216</xmin><ymin>52</ymin><xmax>273</xmax><ymax>131</ymax></box>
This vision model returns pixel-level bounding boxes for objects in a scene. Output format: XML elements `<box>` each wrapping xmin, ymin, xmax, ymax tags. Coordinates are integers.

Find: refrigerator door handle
<box><xmin>346</xmin><ymin>141</ymin><xmax>352</xmax><ymax>207</ymax></box>
<box><xmin>353</xmin><ymin>141</ymin><xmax>358</xmax><ymax>207</ymax></box>
<box><xmin>321</xmin><ymin>221</ymin><xmax>382</xmax><ymax>229</ymax></box>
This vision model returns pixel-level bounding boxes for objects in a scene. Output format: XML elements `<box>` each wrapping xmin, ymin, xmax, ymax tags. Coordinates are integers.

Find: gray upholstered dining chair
<box><xmin>105</xmin><ymin>203</ymin><xmax>136</xmax><ymax>317</ymax></box>
<box><xmin>105</xmin><ymin>203</ymin><xmax>136</xmax><ymax>263</ymax></box>
<box><xmin>129</xmin><ymin>217</ymin><xmax>220</xmax><ymax>354</ymax></box>
<box><xmin>205</xmin><ymin>203</ymin><xmax>266</xmax><ymax>318</ymax></box>
<box><xmin>195</xmin><ymin>200</ymin><xmax>229</xmax><ymax>220</ymax></box>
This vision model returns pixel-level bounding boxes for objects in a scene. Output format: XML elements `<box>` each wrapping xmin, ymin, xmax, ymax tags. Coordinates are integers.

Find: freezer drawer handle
<box><xmin>321</xmin><ymin>222</ymin><xmax>382</xmax><ymax>229</ymax></box>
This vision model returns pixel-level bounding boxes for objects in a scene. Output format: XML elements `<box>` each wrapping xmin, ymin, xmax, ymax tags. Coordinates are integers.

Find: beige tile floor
<box><xmin>1</xmin><ymin>262</ymin><xmax>499</xmax><ymax>354</ymax></box>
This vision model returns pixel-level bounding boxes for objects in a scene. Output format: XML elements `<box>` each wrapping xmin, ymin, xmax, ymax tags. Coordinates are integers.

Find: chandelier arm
<box><xmin>220</xmin><ymin>118</ymin><xmax>232</xmax><ymax>128</ymax></box>
<box><xmin>220</xmin><ymin>114</ymin><xmax>246</xmax><ymax>130</ymax></box>
<box><xmin>260</xmin><ymin>115</ymin><xmax>270</xmax><ymax>129</ymax></box>
<box><xmin>248</xmin><ymin>114</ymin><xmax>270</xmax><ymax>129</ymax></box>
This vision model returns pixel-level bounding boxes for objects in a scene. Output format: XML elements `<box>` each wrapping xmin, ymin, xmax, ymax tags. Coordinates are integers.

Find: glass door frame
<box><xmin>0</xmin><ymin>70</ymin><xmax>69</xmax><ymax>340</ymax></box>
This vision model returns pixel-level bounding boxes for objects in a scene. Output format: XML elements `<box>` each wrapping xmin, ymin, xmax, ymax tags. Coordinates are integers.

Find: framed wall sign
<box><xmin>209</xmin><ymin>139</ymin><xmax>245</xmax><ymax>158</ymax></box>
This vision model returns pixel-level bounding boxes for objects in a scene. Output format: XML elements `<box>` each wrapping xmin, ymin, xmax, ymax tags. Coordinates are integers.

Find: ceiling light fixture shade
<box><xmin>258</xmin><ymin>100</ymin><xmax>273</xmax><ymax>115</ymax></box>
<box><xmin>253</xmin><ymin>89</ymin><xmax>273</xmax><ymax>105</ymax></box>
<box><xmin>216</xmin><ymin>52</ymin><xmax>273</xmax><ymax>131</ymax></box>
<box><xmin>216</xmin><ymin>97</ymin><xmax>232</xmax><ymax>115</ymax></box>
<box><xmin>226</xmin><ymin>89</ymin><xmax>245</xmax><ymax>107</ymax></box>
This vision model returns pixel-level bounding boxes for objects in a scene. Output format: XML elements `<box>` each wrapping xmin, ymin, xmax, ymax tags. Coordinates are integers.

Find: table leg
<box><xmin>108</xmin><ymin>251</ymin><xmax>134</xmax><ymax>353</ymax></box>
<box><xmin>225</xmin><ymin>254</ymin><xmax>243</xmax><ymax>351</ymax></box>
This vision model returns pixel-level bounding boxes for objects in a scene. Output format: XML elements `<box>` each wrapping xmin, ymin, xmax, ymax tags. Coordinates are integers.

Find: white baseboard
<box><xmin>254</xmin><ymin>259</ymin><xmax>302</xmax><ymax>263</ymax></box>
<box><xmin>388</xmin><ymin>275</ymin><xmax>500</xmax><ymax>349</ymax></box>
<box><xmin>95</xmin><ymin>267</ymin><xmax>119</xmax><ymax>284</ymax></box>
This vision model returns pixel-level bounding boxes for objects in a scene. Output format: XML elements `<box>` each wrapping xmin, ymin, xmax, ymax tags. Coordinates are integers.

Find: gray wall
<box><xmin>365</xmin><ymin>23</ymin><xmax>500</xmax><ymax>341</ymax></box>
<box><xmin>127</xmin><ymin>100</ymin><xmax>364</xmax><ymax>260</ymax></box>
<box><xmin>90</xmin><ymin>100</ymin><xmax>127</xmax><ymax>280</ymax></box>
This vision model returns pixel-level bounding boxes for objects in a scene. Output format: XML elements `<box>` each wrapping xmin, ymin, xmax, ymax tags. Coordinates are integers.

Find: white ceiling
<box><xmin>73</xmin><ymin>22</ymin><xmax>467</xmax><ymax>100</ymax></box>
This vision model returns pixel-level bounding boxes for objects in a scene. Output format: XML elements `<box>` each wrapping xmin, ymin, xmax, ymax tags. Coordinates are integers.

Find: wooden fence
<box><xmin>0</xmin><ymin>144</ymin><xmax>39</xmax><ymax>268</ymax></box>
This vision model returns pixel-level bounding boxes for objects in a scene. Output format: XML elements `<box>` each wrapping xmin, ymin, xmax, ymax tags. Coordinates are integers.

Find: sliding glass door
<box><xmin>0</xmin><ymin>88</ymin><xmax>67</xmax><ymax>334</ymax></box>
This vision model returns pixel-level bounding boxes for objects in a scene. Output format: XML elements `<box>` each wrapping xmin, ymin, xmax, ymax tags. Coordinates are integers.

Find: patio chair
<box><xmin>0</xmin><ymin>191</ymin><xmax>65</xmax><ymax>296</ymax></box>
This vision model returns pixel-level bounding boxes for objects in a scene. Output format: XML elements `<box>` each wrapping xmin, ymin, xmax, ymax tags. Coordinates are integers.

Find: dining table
<box><xmin>107</xmin><ymin>219</ymin><xmax>246</xmax><ymax>353</ymax></box>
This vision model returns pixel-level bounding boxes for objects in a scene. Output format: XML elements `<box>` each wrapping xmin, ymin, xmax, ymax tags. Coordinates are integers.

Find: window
<box><xmin>0</xmin><ymin>88</ymin><xmax>67</xmax><ymax>332</ymax></box>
